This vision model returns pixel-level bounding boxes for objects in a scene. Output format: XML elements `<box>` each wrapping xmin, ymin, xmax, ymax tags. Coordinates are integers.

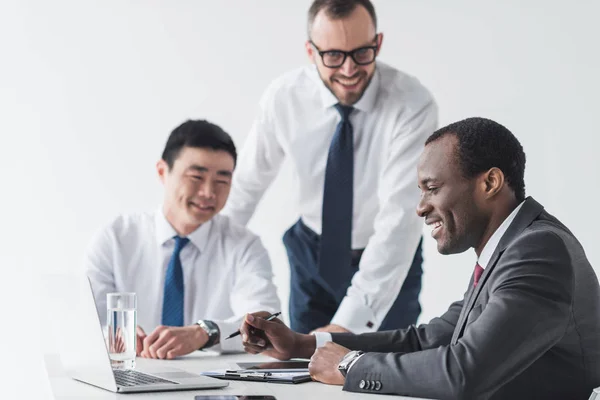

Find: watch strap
<box><xmin>196</xmin><ymin>320</ymin><xmax>220</xmax><ymax>349</ymax></box>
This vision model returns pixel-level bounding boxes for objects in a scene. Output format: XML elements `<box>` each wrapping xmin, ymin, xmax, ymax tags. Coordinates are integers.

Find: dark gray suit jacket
<box><xmin>332</xmin><ymin>197</ymin><xmax>600</xmax><ymax>399</ymax></box>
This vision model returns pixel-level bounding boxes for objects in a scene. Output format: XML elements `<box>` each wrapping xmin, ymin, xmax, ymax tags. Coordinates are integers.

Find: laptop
<box><xmin>50</xmin><ymin>273</ymin><xmax>229</xmax><ymax>393</ymax></box>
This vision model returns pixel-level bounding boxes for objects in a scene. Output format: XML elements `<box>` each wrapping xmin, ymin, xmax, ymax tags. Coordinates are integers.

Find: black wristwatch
<box><xmin>337</xmin><ymin>350</ymin><xmax>364</xmax><ymax>377</ymax></box>
<box><xmin>195</xmin><ymin>320</ymin><xmax>220</xmax><ymax>349</ymax></box>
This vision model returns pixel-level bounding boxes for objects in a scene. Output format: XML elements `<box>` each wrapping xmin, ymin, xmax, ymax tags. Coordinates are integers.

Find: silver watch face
<box><xmin>197</xmin><ymin>320</ymin><xmax>220</xmax><ymax>348</ymax></box>
<box><xmin>338</xmin><ymin>350</ymin><xmax>363</xmax><ymax>376</ymax></box>
<box><xmin>345</xmin><ymin>350</ymin><xmax>358</xmax><ymax>362</ymax></box>
<box><xmin>197</xmin><ymin>320</ymin><xmax>212</xmax><ymax>331</ymax></box>
<box><xmin>338</xmin><ymin>351</ymin><xmax>355</xmax><ymax>370</ymax></box>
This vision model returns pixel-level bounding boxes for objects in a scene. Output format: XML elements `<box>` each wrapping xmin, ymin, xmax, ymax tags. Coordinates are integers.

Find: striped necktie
<box><xmin>161</xmin><ymin>236</ymin><xmax>189</xmax><ymax>326</ymax></box>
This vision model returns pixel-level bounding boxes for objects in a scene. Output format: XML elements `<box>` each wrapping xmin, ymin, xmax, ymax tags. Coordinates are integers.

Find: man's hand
<box><xmin>136</xmin><ymin>326</ymin><xmax>146</xmax><ymax>356</ymax></box>
<box><xmin>311</xmin><ymin>324</ymin><xmax>351</xmax><ymax>334</ymax></box>
<box><xmin>140</xmin><ymin>325</ymin><xmax>209</xmax><ymax>359</ymax></box>
<box><xmin>240</xmin><ymin>311</ymin><xmax>315</xmax><ymax>360</ymax></box>
<box><xmin>308</xmin><ymin>342</ymin><xmax>350</xmax><ymax>385</ymax></box>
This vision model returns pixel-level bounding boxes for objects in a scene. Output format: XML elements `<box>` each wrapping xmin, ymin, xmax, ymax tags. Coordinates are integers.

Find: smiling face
<box><xmin>157</xmin><ymin>146</ymin><xmax>234</xmax><ymax>235</ymax></box>
<box><xmin>416</xmin><ymin>135</ymin><xmax>490</xmax><ymax>255</ymax></box>
<box><xmin>306</xmin><ymin>4</ymin><xmax>382</xmax><ymax>106</ymax></box>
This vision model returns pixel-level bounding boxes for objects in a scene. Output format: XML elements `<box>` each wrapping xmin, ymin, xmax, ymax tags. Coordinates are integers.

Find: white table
<box><xmin>44</xmin><ymin>351</ymin><xmax>432</xmax><ymax>399</ymax></box>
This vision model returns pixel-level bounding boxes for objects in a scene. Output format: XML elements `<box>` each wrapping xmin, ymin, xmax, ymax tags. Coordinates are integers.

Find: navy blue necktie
<box><xmin>319</xmin><ymin>104</ymin><xmax>354</xmax><ymax>295</ymax></box>
<box><xmin>161</xmin><ymin>236</ymin><xmax>189</xmax><ymax>326</ymax></box>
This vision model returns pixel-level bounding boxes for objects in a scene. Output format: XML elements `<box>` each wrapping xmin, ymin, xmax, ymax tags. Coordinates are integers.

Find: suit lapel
<box><xmin>451</xmin><ymin>197</ymin><xmax>545</xmax><ymax>344</ymax></box>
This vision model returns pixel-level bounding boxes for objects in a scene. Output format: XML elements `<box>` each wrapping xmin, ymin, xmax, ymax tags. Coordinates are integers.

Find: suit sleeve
<box><xmin>332</xmin><ymin>298</ymin><xmax>463</xmax><ymax>354</ymax></box>
<box><xmin>342</xmin><ymin>230</ymin><xmax>573</xmax><ymax>400</ymax></box>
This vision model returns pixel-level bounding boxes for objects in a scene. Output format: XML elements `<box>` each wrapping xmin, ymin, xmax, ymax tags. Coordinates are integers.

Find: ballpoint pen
<box><xmin>225</xmin><ymin>371</ymin><xmax>272</xmax><ymax>378</ymax></box>
<box><xmin>224</xmin><ymin>311</ymin><xmax>282</xmax><ymax>340</ymax></box>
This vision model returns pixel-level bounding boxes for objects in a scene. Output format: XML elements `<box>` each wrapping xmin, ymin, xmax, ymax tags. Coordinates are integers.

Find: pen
<box><xmin>224</xmin><ymin>312</ymin><xmax>281</xmax><ymax>340</ymax></box>
<box><xmin>225</xmin><ymin>371</ymin><xmax>272</xmax><ymax>378</ymax></box>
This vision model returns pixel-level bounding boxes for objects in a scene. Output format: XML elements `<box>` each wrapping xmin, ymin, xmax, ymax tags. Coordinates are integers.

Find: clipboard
<box><xmin>210</xmin><ymin>370</ymin><xmax>312</xmax><ymax>384</ymax></box>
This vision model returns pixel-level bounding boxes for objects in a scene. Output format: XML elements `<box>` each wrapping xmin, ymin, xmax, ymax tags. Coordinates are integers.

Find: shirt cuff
<box><xmin>331</xmin><ymin>295</ymin><xmax>379</xmax><ymax>334</ymax></box>
<box><xmin>313</xmin><ymin>332</ymin><xmax>333</xmax><ymax>348</ymax></box>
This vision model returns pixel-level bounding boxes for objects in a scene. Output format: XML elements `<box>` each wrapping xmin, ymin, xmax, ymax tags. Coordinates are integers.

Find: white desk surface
<box><xmin>45</xmin><ymin>351</ymin><xmax>432</xmax><ymax>400</ymax></box>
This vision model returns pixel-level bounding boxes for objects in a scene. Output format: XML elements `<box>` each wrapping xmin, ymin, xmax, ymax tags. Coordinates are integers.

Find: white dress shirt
<box><xmin>314</xmin><ymin>201</ymin><xmax>526</xmax><ymax>350</ymax></box>
<box><xmin>223</xmin><ymin>62</ymin><xmax>438</xmax><ymax>333</ymax></box>
<box><xmin>85</xmin><ymin>210</ymin><xmax>280</xmax><ymax>353</ymax></box>
<box><xmin>477</xmin><ymin>201</ymin><xmax>525</xmax><ymax>269</ymax></box>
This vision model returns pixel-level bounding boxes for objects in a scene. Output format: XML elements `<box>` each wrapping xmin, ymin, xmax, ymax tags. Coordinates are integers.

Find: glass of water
<box><xmin>106</xmin><ymin>292</ymin><xmax>137</xmax><ymax>369</ymax></box>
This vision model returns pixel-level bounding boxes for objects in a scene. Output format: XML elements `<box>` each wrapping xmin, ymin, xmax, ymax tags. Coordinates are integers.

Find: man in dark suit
<box><xmin>239</xmin><ymin>117</ymin><xmax>600</xmax><ymax>399</ymax></box>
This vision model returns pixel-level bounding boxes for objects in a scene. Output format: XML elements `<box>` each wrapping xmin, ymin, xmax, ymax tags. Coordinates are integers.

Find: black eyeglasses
<box><xmin>310</xmin><ymin>34</ymin><xmax>379</xmax><ymax>68</ymax></box>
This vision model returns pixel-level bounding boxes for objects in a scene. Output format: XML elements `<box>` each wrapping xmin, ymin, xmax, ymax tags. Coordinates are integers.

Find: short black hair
<box><xmin>161</xmin><ymin>120</ymin><xmax>237</xmax><ymax>169</ymax></box>
<box><xmin>425</xmin><ymin>117</ymin><xmax>527</xmax><ymax>202</ymax></box>
<box><xmin>307</xmin><ymin>0</ymin><xmax>377</xmax><ymax>36</ymax></box>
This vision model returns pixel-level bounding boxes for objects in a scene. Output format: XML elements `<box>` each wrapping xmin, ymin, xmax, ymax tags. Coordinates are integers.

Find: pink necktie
<box><xmin>473</xmin><ymin>263</ymin><xmax>484</xmax><ymax>287</ymax></box>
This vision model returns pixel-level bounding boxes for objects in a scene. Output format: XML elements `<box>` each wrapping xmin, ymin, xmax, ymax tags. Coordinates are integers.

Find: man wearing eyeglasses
<box><xmin>224</xmin><ymin>0</ymin><xmax>438</xmax><ymax>335</ymax></box>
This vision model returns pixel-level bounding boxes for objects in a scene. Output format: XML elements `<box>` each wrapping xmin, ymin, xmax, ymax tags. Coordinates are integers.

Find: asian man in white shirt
<box><xmin>85</xmin><ymin>119</ymin><xmax>280</xmax><ymax>358</ymax></box>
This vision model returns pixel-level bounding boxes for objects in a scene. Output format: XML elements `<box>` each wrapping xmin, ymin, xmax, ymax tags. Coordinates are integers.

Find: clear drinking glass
<box><xmin>106</xmin><ymin>292</ymin><xmax>137</xmax><ymax>369</ymax></box>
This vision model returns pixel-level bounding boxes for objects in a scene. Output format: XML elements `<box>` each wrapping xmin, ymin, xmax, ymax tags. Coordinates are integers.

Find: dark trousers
<box><xmin>283</xmin><ymin>219</ymin><xmax>423</xmax><ymax>334</ymax></box>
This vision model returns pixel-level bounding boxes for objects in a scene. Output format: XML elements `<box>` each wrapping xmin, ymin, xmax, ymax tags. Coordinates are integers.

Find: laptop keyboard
<box><xmin>113</xmin><ymin>369</ymin><xmax>179</xmax><ymax>387</ymax></box>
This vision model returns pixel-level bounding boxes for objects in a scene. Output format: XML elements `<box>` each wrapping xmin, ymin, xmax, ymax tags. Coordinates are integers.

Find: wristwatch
<box><xmin>337</xmin><ymin>350</ymin><xmax>364</xmax><ymax>377</ymax></box>
<box><xmin>195</xmin><ymin>320</ymin><xmax>220</xmax><ymax>349</ymax></box>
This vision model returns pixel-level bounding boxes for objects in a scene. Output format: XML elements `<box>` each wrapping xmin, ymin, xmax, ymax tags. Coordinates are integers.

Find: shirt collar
<box><xmin>154</xmin><ymin>208</ymin><xmax>212</xmax><ymax>252</ymax></box>
<box><xmin>313</xmin><ymin>63</ymin><xmax>381</xmax><ymax>113</ymax></box>
<box><xmin>477</xmin><ymin>201</ymin><xmax>525</xmax><ymax>269</ymax></box>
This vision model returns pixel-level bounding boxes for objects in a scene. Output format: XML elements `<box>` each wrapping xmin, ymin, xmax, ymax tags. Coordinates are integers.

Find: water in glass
<box><xmin>106</xmin><ymin>293</ymin><xmax>137</xmax><ymax>369</ymax></box>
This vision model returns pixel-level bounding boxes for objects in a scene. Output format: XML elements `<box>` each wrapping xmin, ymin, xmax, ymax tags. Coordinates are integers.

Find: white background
<box><xmin>1</xmin><ymin>1</ymin><xmax>599</xmax><ymax>398</ymax></box>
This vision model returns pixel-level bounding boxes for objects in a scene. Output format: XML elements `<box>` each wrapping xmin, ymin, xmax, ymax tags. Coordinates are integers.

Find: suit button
<box><xmin>365</xmin><ymin>380</ymin><xmax>371</xmax><ymax>390</ymax></box>
<box><xmin>375</xmin><ymin>381</ymin><xmax>382</xmax><ymax>391</ymax></box>
<box><xmin>359</xmin><ymin>380</ymin><xmax>366</xmax><ymax>389</ymax></box>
